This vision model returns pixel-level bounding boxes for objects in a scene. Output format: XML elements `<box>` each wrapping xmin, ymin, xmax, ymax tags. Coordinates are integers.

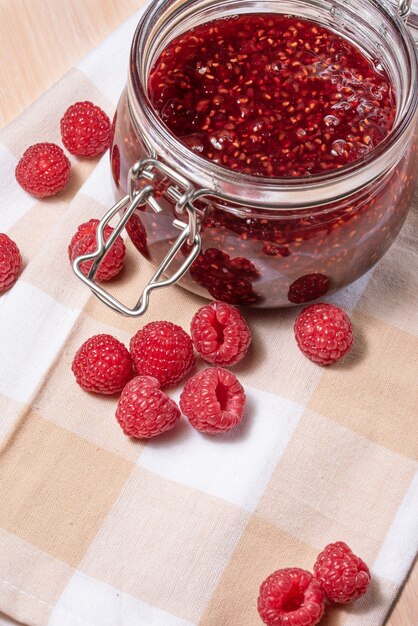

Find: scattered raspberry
<box><xmin>180</xmin><ymin>367</ymin><xmax>245</xmax><ymax>434</ymax></box>
<box><xmin>190</xmin><ymin>301</ymin><xmax>251</xmax><ymax>367</ymax></box>
<box><xmin>60</xmin><ymin>101</ymin><xmax>112</xmax><ymax>157</ymax></box>
<box><xmin>68</xmin><ymin>218</ymin><xmax>126</xmax><ymax>281</ymax></box>
<box><xmin>0</xmin><ymin>234</ymin><xmax>22</xmax><ymax>293</ymax></box>
<box><xmin>15</xmin><ymin>143</ymin><xmax>71</xmax><ymax>198</ymax></box>
<box><xmin>130</xmin><ymin>321</ymin><xmax>194</xmax><ymax>388</ymax></box>
<box><xmin>313</xmin><ymin>542</ymin><xmax>371</xmax><ymax>604</ymax></box>
<box><xmin>294</xmin><ymin>303</ymin><xmax>353</xmax><ymax>365</ymax></box>
<box><xmin>288</xmin><ymin>273</ymin><xmax>330</xmax><ymax>304</ymax></box>
<box><xmin>72</xmin><ymin>334</ymin><xmax>133</xmax><ymax>394</ymax></box>
<box><xmin>258</xmin><ymin>568</ymin><xmax>325</xmax><ymax>626</ymax></box>
<box><xmin>116</xmin><ymin>375</ymin><xmax>181</xmax><ymax>438</ymax></box>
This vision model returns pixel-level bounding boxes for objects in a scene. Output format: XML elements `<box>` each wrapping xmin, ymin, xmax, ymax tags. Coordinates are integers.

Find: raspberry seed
<box><xmin>130</xmin><ymin>321</ymin><xmax>195</xmax><ymax>388</ymax></box>
<box><xmin>15</xmin><ymin>142</ymin><xmax>71</xmax><ymax>198</ymax></box>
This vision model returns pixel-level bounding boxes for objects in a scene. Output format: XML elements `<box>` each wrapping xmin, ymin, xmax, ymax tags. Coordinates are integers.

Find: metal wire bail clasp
<box><xmin>398</xmin><ymin>0</ymin><xmax>412</xmax><ymax>21</ymax></box>
<box><xmin>72</xmin><ymin>158</ymin><xmax>202</xmax><ymax>317</ymax></box>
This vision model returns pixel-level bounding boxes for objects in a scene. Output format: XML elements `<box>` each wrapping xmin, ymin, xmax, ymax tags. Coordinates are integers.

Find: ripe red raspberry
<box><xmin>313</xmin><ymin>542</ymin><xmax>371</xmax><ymax>604</ymax></box>
<box><xmin>68</xmin><ymin>218</ymin><xmax>126</xmax><ymax>281</ymax></box>
<box><xmin>15</xmin><ymin>143</ymin><xmax>71</xmax><ymax>198</ymax></box>
<box><xmin>60</xmin><ymin>101</ymin><xmax>112</xmax><ymax>157</ymax></box>
<box><xmin>130</xmin><ymin>321</ymin><xmax>194</xmax><ymax>388</ymax></box>
<box><xmin>72</xmin><ymin>334</ymin><xmax>133</xmax><ymax>394</ymax></box>
<box><xmin>111</xmin><ymin>143</ymin><xmax>121</xmax><ymax>186</ymax></box>
<box><xmin>179</xmin><ymin>367</ymin><xmax>245</xmax><ymax>434</ymax></box>
<box><xmin>116</xmin><ymin>375</ymin><xmax>181</xmax><ymax>438</ymax></box>
<box><xmin>288</xmin><ymin>273</ymin><xmax>330</xmax><ymax>304</ymax></box>
<box><xmin>125</xmin><ymin>213</ymin><xmax>148</xmax><ymax>254</ymax></box>
<box><xmin>294</xmin><ymin>303</ymin><xmax>353</xmax><ymax>365</ymax></box>
<box><xmin>258</xmin><ymin>568</ymin><xmax>325</xmax><ymax>626</ymax></box>
<box><xmin>0</xmin><ymin>234</ymin><xmax>22</xmax><ymax>293</ymax></box>
<box><xmin>190</xmin><ymin>301</ymin><xmax>251</xmax><ymax>367</ymax></box>
<box><xmin>190</xmin><ymin>248</ymin><xmax>259</xmax><ymax>305</ymax></box>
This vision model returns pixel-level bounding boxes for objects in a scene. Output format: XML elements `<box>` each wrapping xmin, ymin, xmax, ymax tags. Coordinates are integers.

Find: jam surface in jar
<box><xmin>112</xmin><ymin>11</ymin><xmax>416</xmax><ymax>308</ymax></box>
<box><xmin>148</xmin><ymin>13</ymin><xmax>396</xmax><ymax>177</ymax></box>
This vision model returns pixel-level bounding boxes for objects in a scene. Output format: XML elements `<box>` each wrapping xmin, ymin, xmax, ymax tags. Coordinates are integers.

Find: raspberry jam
<box><xmin>148</xmin><ymin>14</ymin><xmax>395</xmax><ymax>177</ymax></box>
<box><xmin>110</xmin><ymin>2</ymin><xmax>418</xmax><ymax>308</ymax></box>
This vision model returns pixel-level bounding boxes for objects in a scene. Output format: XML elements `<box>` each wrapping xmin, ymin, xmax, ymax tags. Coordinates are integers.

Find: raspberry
<box><xmin>72</xmin><ymin>334</ymin><xmax>133</xmax><ymax>394</ymax></box>
<box><xmin>60</xmin><ymin>101</ymin><xmax>112</xmax><ymax>157</ymax></box>
<box><xmin>209</xmin><ymin>278</ymin><xmax>259</xmax><ymax>306</ymax></box>
<box><xmin>111</xmin><ymin>143</ymin><xmax>121</xmax><ymax>186</ymax></box>
<box><xmin>15</xmin><ymin>143</ymin><xmax>71</xmax><ymax>198</ymax></box>
<box><xmin>190</xmin><ymin>248</ymin><xmax>260</xmax><ymax>305</ymax></box>
<box><xmin>190</xmin><ymin>301</ymin><xmax>251</xmax><ymax>367</ymax></box>
<box><xmin>258</xmin><ymin>568</ymin><xmax>326</xmax><ymax>626</ymax></box>
<box><xmin>125</xmin><ymin>213</ymin><xmax>148</xmax><ymax>254</ymax></box>
<box><xmin>68</xmin><ymin>218</ymin><xmax>126</xmax><ymax>281</ymax></box>
<box><xmin>288</xmin><ymin>273</ymin><xmax>330</xmax><ymax>304</ymax></box>
<box><xmin>313</xmin><ymin>542</ymin><xmax>371</xmax><ymax>604</ymax></box>
<box><xmin>294</xmin><ymin>303</ymin><xmax>353</xmax><ymax>365</ymax></box>
<box><xmin>179</xmin><ymin>367</ymin><xmax>245</xmax><ymax>434</ymax></box>
<box><xmin>0</xmin><ymin>234</ymin><xmax>22</xmax><ymax>293</ymax></box>
<box><xmin>116</xmin><ymin>375</ymin><xmax>181</xmax><ymax>438</ymax></box>
<box><xmin>130</xmin><ymin>321</ymin><xmax>194</xmax><ymax>388</ymax></box>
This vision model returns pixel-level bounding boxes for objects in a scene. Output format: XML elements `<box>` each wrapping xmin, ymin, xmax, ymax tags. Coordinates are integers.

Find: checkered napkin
<box><xmin>0</xmin><ymin>7</ymin><xmax>417</xmax><ymax>626</ymax></box>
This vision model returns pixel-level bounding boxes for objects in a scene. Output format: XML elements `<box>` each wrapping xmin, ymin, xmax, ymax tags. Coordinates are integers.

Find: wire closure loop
<box><xmin>398</xmin><ymin>0</ymin><xmax>412</xmax><ymax>21</ymax></box>
<box><xmin>72</xmin><ymin>159</ymin><xmax>202</xmax><ymax>317</ymax></box>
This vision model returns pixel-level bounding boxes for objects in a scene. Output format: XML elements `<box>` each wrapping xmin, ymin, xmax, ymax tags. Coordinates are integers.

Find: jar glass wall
<box><xmin>110</xmin><ymin>0</ymin><xmax>418</xmax><ymax>307</ymax></box>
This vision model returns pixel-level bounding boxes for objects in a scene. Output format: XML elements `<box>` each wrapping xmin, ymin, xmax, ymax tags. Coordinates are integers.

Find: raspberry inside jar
<box><xmin>108</xmin><ymin>3</ymin><xmax>416</xmax><ymax>311</ymax></box>
<box><xmin>148</xmin><ymin>13</ymin><xmax>395</xmax><ymax>177</ymax></box>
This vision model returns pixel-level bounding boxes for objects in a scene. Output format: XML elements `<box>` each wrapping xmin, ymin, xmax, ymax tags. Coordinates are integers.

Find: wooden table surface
<box><xmin>0</xmin><ymin>1</ymin><xmax>416</xmax><ymax>624</ymax></box>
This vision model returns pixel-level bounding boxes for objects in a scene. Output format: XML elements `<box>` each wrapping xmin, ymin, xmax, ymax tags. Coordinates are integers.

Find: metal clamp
<box><xmin>398</xmin><ymin>0</ymin><xmax>412</xmax><ymax>21</ymax></box>
<box><xmin>72</xmin><ymin>158</ymin><xmax>202</xmax><ymax>317</ymax></box>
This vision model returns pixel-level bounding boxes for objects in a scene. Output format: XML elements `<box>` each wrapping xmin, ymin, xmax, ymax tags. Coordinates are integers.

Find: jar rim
<box><xmin>129</xmin><ymin>0</ymin><xmax>418</xmax><ymax>207</ymax></box>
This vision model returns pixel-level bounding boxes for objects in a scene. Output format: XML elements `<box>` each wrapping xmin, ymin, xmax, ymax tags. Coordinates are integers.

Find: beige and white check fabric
<box><xmin>0</xmin><ymin>9</ymin><xmax>417</xmax><ymax>626</ymax></box>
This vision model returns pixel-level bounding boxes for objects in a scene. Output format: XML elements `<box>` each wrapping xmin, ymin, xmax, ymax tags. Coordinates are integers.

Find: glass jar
<box><xmin>75</xmin><ymin>0</ymin><xmax>418</xmax><ymax>314</ymax></box>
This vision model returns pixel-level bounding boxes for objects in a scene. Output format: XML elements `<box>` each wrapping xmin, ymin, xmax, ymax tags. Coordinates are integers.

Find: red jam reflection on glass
<box><xmin>148</xmin><ymin>14</ymin><xmax>395</xmax><ymax>177</ymax></box>
<box><xmin>112</xmin><ymin>12</ymin><xmax>416</xmax><ymax>307</ymax></box>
